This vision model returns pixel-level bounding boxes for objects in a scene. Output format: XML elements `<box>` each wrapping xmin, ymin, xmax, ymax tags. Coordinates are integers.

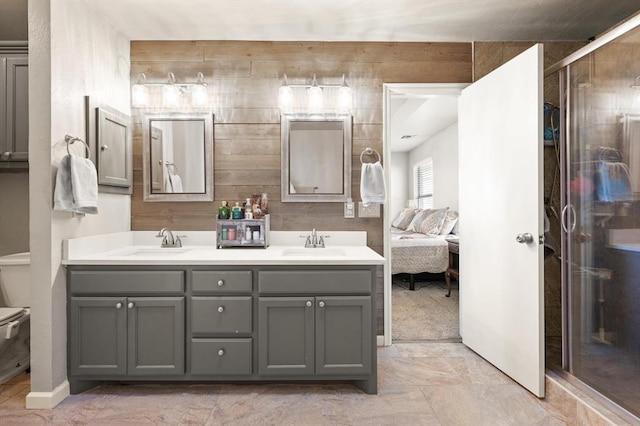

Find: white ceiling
<box><xmin>85</xmin><ymin>0</ymin><xmax>639</xmax><ymax>42</ymax></box>
<box><xmin>82</xmin><ymin>0</ymin><xmax>638</xmax><ymax>153</ymax></box>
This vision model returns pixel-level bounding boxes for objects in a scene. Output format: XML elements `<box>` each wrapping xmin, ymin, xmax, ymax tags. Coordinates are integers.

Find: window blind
<box><xmin>416</xmin><ymin>158</ymin><xmax>433</xmax><ymax>209</ymax></box>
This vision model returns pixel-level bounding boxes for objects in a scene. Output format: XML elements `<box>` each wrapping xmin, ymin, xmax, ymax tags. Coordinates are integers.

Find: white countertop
<box><xmin>608</xmin><ymin>228</ymin><xmax>640</xmax><ymax>253</ymax></box>
<box><xmin>62</xmin><ymin>231</ymin><xmax>386</xmax><ymax>266</ymax></box>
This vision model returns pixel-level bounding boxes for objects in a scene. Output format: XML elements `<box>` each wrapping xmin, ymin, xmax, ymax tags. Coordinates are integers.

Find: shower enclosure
<box><xmin>558</xmin><ymin>18</ymin><xmax>640</xmax><ymax>417</ymax></box>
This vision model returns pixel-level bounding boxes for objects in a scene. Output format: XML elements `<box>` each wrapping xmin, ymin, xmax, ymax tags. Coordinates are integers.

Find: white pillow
<box><xmin>418</xmin><ymin>208</ymin><xmax>449</xmax><ymax>235</ymax></box>
<box><xmin>439</xmin><ymin>210</ymin><xmax>459</xmax><ymax>235</ymax></box>
<box><xmin>451</xmin><ymin>219</ymin><xmax>460</xmax><ymax>235</ymax></box>
<box><xmin>392</xmin><ymin>208</ymin><xmax>418</xmax><ymax>230</ymax></box>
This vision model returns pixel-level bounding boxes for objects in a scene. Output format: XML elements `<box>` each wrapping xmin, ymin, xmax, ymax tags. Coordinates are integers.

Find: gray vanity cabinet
<box><xmin>258</xmin><ymin>295</ymin><xmax>372</xmax><ymax>376</ymax></box>
<box><xmin>258</xmin><ymin>297</ymin><xmax>315</xmax><ymax>375</ymax></box>
<box><xmin>67</xmin><ymin>265</ymin><xmax>377</xmax><ymax>394</ymax></box>
<box><xmin>257</xmin><ymin>269</ymin><xmax>375</xmax><ymax>385</ymax></box>
<box><xmin>69</xmin><ymin>297</ymin><xmax>127</xmax><ymax>376</ymax></box>
<box><xmin>67</xmin><ymin>269</ymin><xmax>186</xmax><ymax>388</ymax></box>
<box><xmin>69</xmin><ymin>296</ymin><xmax>185</xmax><ymax>377</ymax></box>
<box><xmin>190</xmin><ymin>270</ymin><xmax>254</xmax><ymax>377</ymax></box>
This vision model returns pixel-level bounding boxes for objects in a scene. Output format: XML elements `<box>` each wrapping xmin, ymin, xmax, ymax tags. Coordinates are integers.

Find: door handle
<box><xmin>516</xmin><ymin>233</ymin><xmax>534</xmax><ymax>244</ymax></box>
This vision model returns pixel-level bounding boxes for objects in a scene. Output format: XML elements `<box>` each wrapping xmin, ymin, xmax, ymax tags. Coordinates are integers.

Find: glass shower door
<box><xmin>563</xmin><ymin>29</ymin><xmax>640</xmax><ymax>416</ymax></box>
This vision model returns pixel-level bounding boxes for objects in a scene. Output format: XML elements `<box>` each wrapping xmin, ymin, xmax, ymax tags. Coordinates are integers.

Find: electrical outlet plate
<box><xmin>344</xmin><ymin>201</ymin><xmax>355</xmax><ymax>218</ymax></box>
<box><xmin>358</xmin><ymin>201</ymin><xmax>380</xmax><ymax>218</ymax></box>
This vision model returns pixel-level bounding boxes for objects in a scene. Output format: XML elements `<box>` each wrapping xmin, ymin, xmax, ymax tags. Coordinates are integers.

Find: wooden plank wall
<box><xmin>131</xmin><ymin>41</ymin><xmax>472</xmax><ymax>334</ymax></box>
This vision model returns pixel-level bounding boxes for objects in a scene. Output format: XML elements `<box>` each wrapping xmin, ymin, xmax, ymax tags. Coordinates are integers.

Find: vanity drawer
<box><xmin>191</xmin><ymin>296</ymin><xmax>252</xmax><ymax>334</ymax></box>
<box><xmin>191</xmin><ymin>338</ymin><xmax>252</xmax><ymax>376</ymax></box>
<box><xmin>259</xmin><ymin>270</ymin><xmax>371</xmax><ymax>295</ymax></box>
<box><xmin>69</xmin><ymin>270</ymin><xmax>184</xmax><ymax>295</ymax></box>
<box><xmin>192</xmin><ymin>271</ymin><xmax>252</xmax><ymax>294</ymax></box>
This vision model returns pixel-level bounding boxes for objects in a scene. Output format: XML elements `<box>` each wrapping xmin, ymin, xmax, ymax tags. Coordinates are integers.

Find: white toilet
<box><xmin>0</xmin><ymin>252</ymin><xmax>30</xmax><ymax>384</ymax></box>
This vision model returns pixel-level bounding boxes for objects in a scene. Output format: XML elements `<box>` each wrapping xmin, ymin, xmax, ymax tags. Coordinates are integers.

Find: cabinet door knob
<box><xmin>306</xmin><ymin>301</ymin><xmax>312</xmax><ymax>307</ymax></box>
<box><xmin>217</xmin><ymin>279</ymin><xmax>224</xmax><ymax>287</ymax></box>
<box><xmin>100</xmin><ymin>145</ymin><xmax>109</xmax><ymax>151</ymax></box>
<box><xmin>218</xmin><ymin>349</ymin><xmax>225</xmax><ymax>356</ymax></box>
<box><xmin>318</xmin><ymin>301</ymin><xmax>325</xmax><ymax>308</ymax></box>
<box><xmin>218</xmin><ymin>306</ymin><xmax>224</xmax><ymax>313</ymax></box>
<box><xmin>127</xmin><ymin>302</ymin><xmax>134</xmax><ymax>309</ymax></box>
<box><xmin>115</xmin><ymin>302</ymin><xmax>122</xmax><ymax>309</ymax></box>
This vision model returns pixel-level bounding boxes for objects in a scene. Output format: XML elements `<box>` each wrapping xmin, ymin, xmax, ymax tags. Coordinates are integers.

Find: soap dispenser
<box><xmin>218</xmin><ymin>201</ymin><xmax>230</xmax><ymax>219</ymax></box>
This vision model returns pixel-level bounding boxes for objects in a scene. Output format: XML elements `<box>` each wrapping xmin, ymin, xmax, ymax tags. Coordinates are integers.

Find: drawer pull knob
<box><xmin>115</xmin><ymin>302</ymin><xmax>122</xmax><ymax>309</ymax></box>
<box><xmin>128</xmin><ymin>302</ymin><xmax>134</xmax><ymax>309</ymax></box>
<box><xmin>306</xmin><ymin>301</ymin><xmax>312</xmax><ymax>307</ymax></box>
<box><xmin>218</xmin><ymin>349</ymin><xmax>225</xmax><ymax>356</ymax></box>
<box><xmin>218</xmin><ymin>306</ymin><xmax>224</xmax><ymax>313</ymax></box>
<box><xmin>318</xmin><ymin>301</ymin><xmax>325</xmax><ymax>308</ymax></box>
<box><xmin>217</xmin><ymin>279</ymin><xmax>224</xmax><ymax>287</ymax></box>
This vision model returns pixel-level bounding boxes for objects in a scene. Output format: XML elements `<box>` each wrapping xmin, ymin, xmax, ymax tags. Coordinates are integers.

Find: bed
<box><xmin>390</xmin><ymin>208</ymin><xmax>459</xmax><ymax>291</ymax></box>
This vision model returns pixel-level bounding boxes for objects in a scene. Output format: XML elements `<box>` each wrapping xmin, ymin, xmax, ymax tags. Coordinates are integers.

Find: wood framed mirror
<box><xmin>142</xmin><ymin>112</ymin><xmax>214</xmax><ymax>202</ymax></box>
<box><xmin>281</xmin><ymin>114</ymin><xmax>352</xmax><ymax>202</ymax></box>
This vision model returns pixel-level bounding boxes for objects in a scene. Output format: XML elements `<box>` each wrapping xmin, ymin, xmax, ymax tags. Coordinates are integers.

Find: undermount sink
<box><xmin>124</xmin><ymin>247</ymin><xmax>192</xmax><ymax>256</ymax></box>
<box><xmin>281</xmin><ymin>248</ymin><xmax>345</xmax><ymax>257</ymax></box>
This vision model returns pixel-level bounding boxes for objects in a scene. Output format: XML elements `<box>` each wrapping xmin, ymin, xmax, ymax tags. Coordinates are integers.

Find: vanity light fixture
<box><xmin>131</xmin><ymin>73</ymin><xmax>150</xmax><ymax>107</ymax></box>
<box><xmin>278</xmin><ymin>74</ymin><xmax>353</xmax><ymax>113</ymax></box>
<box><xmin>278</xmin><ymin>74</ymin><xmax>294</xmax><ymax>112</ymax></box>
<box><xmin>131</xmin><ymin>72</ymin><xmax>209</xmax><ymax>108</ymax></box>
<box><xmin>191</xmin><ymin>72</ymin><xmax>209</xmax><ymax>107</ymax></box>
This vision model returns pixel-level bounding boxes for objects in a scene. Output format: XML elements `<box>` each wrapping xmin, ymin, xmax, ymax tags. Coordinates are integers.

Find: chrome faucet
<box><xmin>303</xmin><ymin>228</ymin><xmax>326</xmax><ymax>248</ymax></box>
<box><xmin>156</xmin><ymin>228</ymin><xmax>182</xmax><ymax>248</ymax></box>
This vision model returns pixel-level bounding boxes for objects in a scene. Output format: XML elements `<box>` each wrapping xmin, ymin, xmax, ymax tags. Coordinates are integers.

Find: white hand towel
<box><xmin>53</xmin><ymin>154</ymin><xmax>98</xmax><ymax>214</ymax></box>
<box><xmin>170</xmin><ymin>174</ymin><xmax>183</xmax><ymax>193</ymax></box>
<box><xmin>164</xmin><ymin>175</ymin><xmax>174</xmax><ymax>192</ymax></box>
<box><xmin>70</xmin><ymin>155</ymin><xmax>98</xmax><ymax>214</ymax></box>
<box><xmin>361</xmin><ymin>161</ymin><xmax>386</xmax><ymax>206</ymax></box>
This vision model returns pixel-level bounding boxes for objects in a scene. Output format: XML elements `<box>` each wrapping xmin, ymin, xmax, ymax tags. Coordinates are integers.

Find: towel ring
<box><xmin>64</xmin><ymin>135</ymin><xmax>90</xmax><ymax>159</ymax></box>
<box><xmin>165</xmin><ymin>161</ymin><xmax>180</xmax><ymax>175</ymax></box>
<box><xmin>360</xmin><ymin>147</ymin><xmax>381</xmax><ymax>164</ymax></box>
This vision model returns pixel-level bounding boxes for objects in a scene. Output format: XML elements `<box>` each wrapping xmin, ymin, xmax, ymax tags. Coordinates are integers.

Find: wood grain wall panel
<box><xmin>132</xmin><ymin>40</ymin><xmax>473</xmax><ymax>335</ymax></box>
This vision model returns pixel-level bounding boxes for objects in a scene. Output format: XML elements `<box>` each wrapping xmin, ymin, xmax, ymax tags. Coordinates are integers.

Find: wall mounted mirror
<box><xmin>142</xmin><ymin>112</ymin><xmax>214</xmax><ymax>202</ymax></box>
<box><xmin>281</xmin><ymin>114</ymin><xmax>352</xmax><ymax>202</ymax></box>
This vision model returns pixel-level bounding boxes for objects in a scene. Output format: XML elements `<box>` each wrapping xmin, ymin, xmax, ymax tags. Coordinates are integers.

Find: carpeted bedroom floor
<box><xmin>392</xmin><ymin>278</ymin><xmax>460</xmax><ymax>342</ymax></box>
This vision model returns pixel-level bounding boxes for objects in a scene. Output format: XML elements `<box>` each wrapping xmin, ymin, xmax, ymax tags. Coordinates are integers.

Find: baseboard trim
<box><xmin>26</xmin><ymin>379</ymin><xmax>70</xmax><ymax>409</ymax></box>
<box><xmin>377</xmin><ymin>335</ymin><xmax>385</xmax><ymax>346</ymax></box>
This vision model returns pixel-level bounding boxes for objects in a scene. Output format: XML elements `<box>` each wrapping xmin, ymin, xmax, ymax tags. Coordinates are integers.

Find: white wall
<box><xmin>409</xmin><ymin>122</ymin><xmax>459</xmax><ymax>211</ymax></box>
<box><xmin>28</xmin><ymin>0</ymin><xmax>131</xmax><ymax>407</ymax></box>
<box><xmin>0</xmin><ymin>174</ymin><xmax>29</xmax><ymax>255</ymax></box>
<box><xmin>389</xmin><ymin>151</ymin><xmax>409</xmax><ymax>220</ymax></box>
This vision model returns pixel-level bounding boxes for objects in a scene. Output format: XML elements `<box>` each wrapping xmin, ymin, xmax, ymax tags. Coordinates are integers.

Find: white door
<box><xmin>458</xmin><ymin>44</ymin><xmax>544</xmax><ymax>397</ymax></box>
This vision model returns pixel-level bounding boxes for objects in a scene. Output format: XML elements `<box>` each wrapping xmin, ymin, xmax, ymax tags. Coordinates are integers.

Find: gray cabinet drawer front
<box><xmin>259</xmin><ymin>270</ymin><xmax>371</xmax><ymax>295</ymax></box>
<box><xmin>191</xmin><ymin>338</ymin><xmax>252</xmax><ymax>375</ymax></box>
<box><xmin>192</xmin><ymin>271</ymin><xmax>252</xmax><ymax>294</ymax></box>
<box><xmin>69</xmin><ymin>270</ymin><xmax>184</xmax><ymax>294</ymax></box>
<box><xmin>191</xmin><ymin>296</ymin><xmax>252</xmax><ymax>334</ymax></box>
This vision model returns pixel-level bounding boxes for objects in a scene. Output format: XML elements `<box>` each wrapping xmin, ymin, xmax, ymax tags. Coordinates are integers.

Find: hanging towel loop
<box><xmin>65</xmin><ymin>135</ymin><xmax>90</xmax><ymax>159</ymax></box>
<box><xmin>360</xmin><ymin>147</ymin><xmax>380</xmax><ymax>164</ymax></box>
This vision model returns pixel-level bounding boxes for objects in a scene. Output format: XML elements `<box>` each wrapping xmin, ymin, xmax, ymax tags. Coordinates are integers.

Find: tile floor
<box><xmin>0</xmin><ymin>343</ymin><xmax>621</xmax><ymax>425</ymax></box>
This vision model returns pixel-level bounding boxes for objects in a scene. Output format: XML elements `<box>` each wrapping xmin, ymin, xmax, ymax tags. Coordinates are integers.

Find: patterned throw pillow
<box><xmin>406</xmin><ymin>209</ymin><xmax>431</xmax><ymax>232</ymax></box>
<box><xmin>392</xmin><ymin>208</ymin><xmax>418</xmax><ymax>230</ymax></box>
<box><xmin>418</xmin><ymin>208</ymin><xmax>449</xmax><ymax>235</ymax></box>
<box><xmin>439</xmin><ymin>210</ymin><xmax>459</xmax><ymax>235</ymax></box>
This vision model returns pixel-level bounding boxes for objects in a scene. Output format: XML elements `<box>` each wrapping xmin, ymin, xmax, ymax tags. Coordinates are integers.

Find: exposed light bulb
<box><xmin>191</xmin><ymin>73</ymin><xmax>208</xmax><ymax>107</ymax></box>
<box><xmin>162</xmin><ymin>72</ymin><xmax>180</xmax><ymax>107</ymax></box>
<box><xmin>278</xmin><ymin>74</ymin><xmax>294</xmax><ymax>112</ymax></box>
<box><xmin>131</xmin><ymin>73</ymin><xmax>149</xmax><ymax>107</ymax></box>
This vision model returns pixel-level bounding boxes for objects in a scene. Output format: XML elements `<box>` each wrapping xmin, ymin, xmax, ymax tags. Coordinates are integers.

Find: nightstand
<box><xmin>445</xmin><ymin>240</ymin><xmax>459</xmax><ymax>297</ymax></box>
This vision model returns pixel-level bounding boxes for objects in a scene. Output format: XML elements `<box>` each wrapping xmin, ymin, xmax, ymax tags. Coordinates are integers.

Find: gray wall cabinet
<box><xmin>67</xmin><ymin>265</ymin><xmax>377</xmax><ymax>395</ymax></box>
<box><xmin>0</xmin><ymin>46</ymin><xmax>28</xmax><ymax>168</ymax></box>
